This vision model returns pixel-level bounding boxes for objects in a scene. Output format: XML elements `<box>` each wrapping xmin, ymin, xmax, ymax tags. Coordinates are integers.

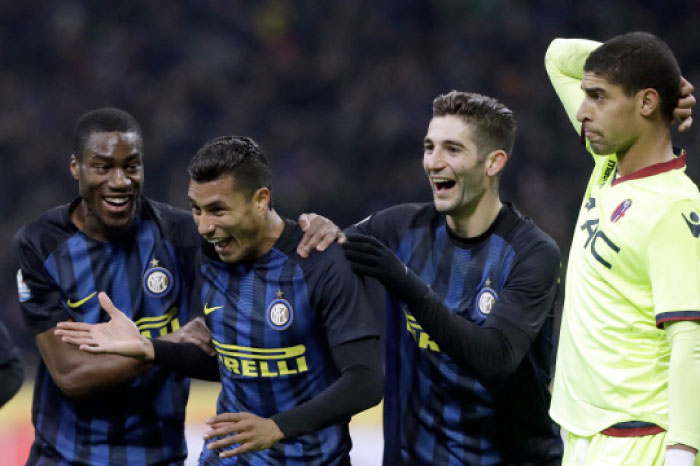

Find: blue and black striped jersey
<box><xmin>198</xmin><ymin>218</ymin><xmax>377</xmax><ymax>466</ymax></box>
<box><xmin>352</xmin><ymin>202</ymin><xmax>562</xmax><ymax>466</ymax></box>
<box><xmin>14</xmin><ymin>197</ymin><xmax>199</xmax><ymax>465</ymax></box>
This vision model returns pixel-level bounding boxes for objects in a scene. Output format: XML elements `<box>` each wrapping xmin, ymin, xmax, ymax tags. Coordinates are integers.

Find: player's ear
<box><xmin>638</xmin><ymin>88</ymin><xmax>660</xmax><ymax>118</ymax></box>
<box><xmin>485</xmin><ymin>150</ymin><xmax>507</xmax><ymax>177</ymax></box>
<box><xmin>252</xmin><ymin>187</ymin><xmax>271</xmax><ymax>214</ymax></box>
<box><xmin>69</xmin><ymin>154</ymin><xmax>80</xmax><ymax>180</ymax></box>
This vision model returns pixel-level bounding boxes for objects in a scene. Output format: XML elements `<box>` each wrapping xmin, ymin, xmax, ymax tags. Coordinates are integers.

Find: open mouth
<box><xmin>102</xmin><ymin>196</ymin><xmax>132</xmax><ymax>213</ymax></box>
<box><xmin>210</xmin><ymin>238</ymin><xmax>233</xmax><ymax>253</ymax></box>
<box><xmin>433</xmin><ymin>179</ymin><xmax>456</xmax><ymax>192</ymax></box>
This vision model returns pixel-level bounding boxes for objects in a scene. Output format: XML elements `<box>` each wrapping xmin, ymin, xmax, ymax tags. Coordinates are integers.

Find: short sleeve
<box><xmin>486</xmin><ymin>238</ymin><xmax>561</xmax><ymax>341</ymax></box>
<box><xmin>306</xmin><ymin>246</ymin><xmax>379</xmax><ymax>348</ymax></box>
<box><xmin>649</xmin><ymin>200</ymin><xmax>700</xmax><ymax>328</ymax></box>
<box><xmin>13</xmin><ymin>230</ymin><xmax>70</xmax><ymax>334</ymax></box>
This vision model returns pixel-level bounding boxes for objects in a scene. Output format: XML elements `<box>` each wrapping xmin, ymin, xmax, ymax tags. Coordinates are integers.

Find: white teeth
<box><xmin>105</xmin><ymin>197</ymin><xmax>128</xmax><ymax>205</ymax></box>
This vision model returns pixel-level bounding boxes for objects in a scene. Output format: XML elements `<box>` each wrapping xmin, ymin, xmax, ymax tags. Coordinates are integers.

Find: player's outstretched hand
<box><xmin>160</xmin><ymin>316</ymin><xmax>215</xmax><ymax>356</ymax></box>
<box><xmin>204</xmin><ymin>412</ymin><xmax>284</xmax><ymax>458</ymax></box>
<box><xmin>55</xmin><ymin>292</ymin><xmax>153</xmax><ymax>360</ymax></box>
<box><xmin>674</xmin><ymin>77</ymin><xmax>695</xmax><ymax>132</ymax></box>
<box><xmin>297</xmin><ymin>213</ymin><xmax>346</xmax><ymax>258</ymax></box>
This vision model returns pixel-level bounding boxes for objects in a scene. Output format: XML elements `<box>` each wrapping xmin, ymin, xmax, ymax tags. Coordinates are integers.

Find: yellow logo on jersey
<box><xmin>134</xmin><ymin>306</ymin><xmax>180</xmax><ymax>338</ymax></box>
<box><xmin>405</xmin><ymin>311</ymin><xmax>440</xmax><ymax>352</ymax></box>
<box><xmin>204</xmin><ymin>303</ymin><xmax>224</xmax><ymax>315</ymax></box>
<box><xmin>66</xmin><ymin>292</ymin><xmax>97</xmax><ymax>309</ymax></box>
<box><xmin>213</xmin><ymin>340</ymin><xmax>308</xmax><ymax>377</ymax></box>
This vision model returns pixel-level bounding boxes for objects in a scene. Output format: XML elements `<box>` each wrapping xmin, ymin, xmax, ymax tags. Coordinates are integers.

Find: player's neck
<box><xmin>249</xmin><ymin>209</ymin><xmax>285</xmax><ymax>259</ymax></box>
<box><xmin>446</xmin><ymin>191</ymin><xmax>502</xmax><ymax>239</ymax></box>
<box><xmin>71</xmin><ymin>201</ymin><xmax>121</xmax><ymax>242</ymax></box>
<box><xmin>616</xmin><ymin>125</ymin><xmax>674</xmax><ymax>177</ymax></box>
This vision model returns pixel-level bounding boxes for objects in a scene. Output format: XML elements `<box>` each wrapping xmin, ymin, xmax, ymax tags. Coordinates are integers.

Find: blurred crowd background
<box><xmin>2</xmin><ymin>0</ymin><xmax>700</xmax><ymax>361</ymax></box>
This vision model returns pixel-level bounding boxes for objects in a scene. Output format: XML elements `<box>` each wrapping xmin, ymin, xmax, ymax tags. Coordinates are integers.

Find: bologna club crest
<box><xmin>267</xmin><ymin>291</ymin><xmax>294</xmax><ymax>330</ymax></box>
<box><xmin>611</xmin><ymin>199</ymin><xmax>632</xmax><ymax>223</ymax></box>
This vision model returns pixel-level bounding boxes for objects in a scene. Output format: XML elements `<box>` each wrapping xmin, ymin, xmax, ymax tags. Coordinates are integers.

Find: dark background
<box><xmin>2</xmin><ymin>0</ymin><xmax>700</xmax><ymax>362</ymax></box>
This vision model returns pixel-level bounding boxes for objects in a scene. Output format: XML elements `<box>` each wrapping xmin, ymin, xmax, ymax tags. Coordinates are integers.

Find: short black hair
<box><xmin>188</xmin><ymin>136</ymin><xmax>272</xmax><ymax>200</ymax></box>
<box><xmin>73</xmin><ymin>107</ymin><xmax>142</xmax><ymax>158</ymax></box>
<box><xmin>432</xmin><ymin>91</ymin><xmax>516</xmax><ymax>158</ymax></box>
<box><xmin>585</xmin><ymin>32</ymin><xmax>681</xmax><ymax>121</ymax></box>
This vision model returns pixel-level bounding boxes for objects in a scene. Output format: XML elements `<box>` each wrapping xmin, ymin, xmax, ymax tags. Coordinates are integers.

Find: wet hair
<box><xmin>188</xmin><ymin>136</ymin><xmax>272</xmax><ymax>200</ymax></box>
<box><xmin>432</xmin><ymin>91</ymin><xmax>516</xmax><ymax>158</ymax></box>
<box><xmin>585</xmin><ymin>32</ymin><xmax>681</xmax><ymax>121</ymax></box>
<box><xmin>73</xmin><ymin>107</ymin><xmax>142</xmax><ymax>159</ymax></box>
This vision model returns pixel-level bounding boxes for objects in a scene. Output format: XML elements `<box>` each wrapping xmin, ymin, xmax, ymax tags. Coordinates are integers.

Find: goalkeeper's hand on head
<box><xmin>342</xmin><ymin>233</ymin><xmax>429</xmax><ymax>303</ymax></box>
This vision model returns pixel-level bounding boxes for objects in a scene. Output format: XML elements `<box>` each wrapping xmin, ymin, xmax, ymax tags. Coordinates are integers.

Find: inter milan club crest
<box><xmin>611</xmin><ymin>199</ymin><xmax>632</xmax><ymax>223</ymax></box>
<box><xmin>267</xmin><ymin>290</ymin><xmax>293</xmax><ymax>330</ymax></box>
<box><xmin>143</xmin><ymin>258</ymin><xmax>173</xmax><ymax>298</ymax></box>
<box><xmin>476</xmin><ymin>279</ymin><xmax>498</xmax><ymax>316</ymax></box>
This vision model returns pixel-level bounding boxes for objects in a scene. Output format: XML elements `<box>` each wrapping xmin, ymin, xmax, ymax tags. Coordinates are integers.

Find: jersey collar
<box><xmin>611</xmin><ymin>149</ymin><xmax>686</xmax><ymax>186</ymax></box>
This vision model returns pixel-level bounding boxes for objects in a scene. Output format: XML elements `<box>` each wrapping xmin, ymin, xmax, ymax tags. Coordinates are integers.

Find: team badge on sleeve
<box><xmin>682</xmin><ymin>211</ymin><xmax>700</xmax><ymax>238</ymax></box>
<box><xmin>143</xmin><ymin>258</ymin><xmax>173</xmax><ymax>298</ymax></box>
<box><xmin>476</xmin><ymin>279</ymin><xmax>497</xmax><ymax>315</ymax></box>
<box><xmin>267</xmin><ymin>290</ymin><xmax>293</xmax><ymax>330</ymax></box>
<box><xmin>16</xmin><ymin>269</ymin><xmax>32</xmax><ymax>302</ymax></box>
<box><xmin>611</xmin><ymin>199</ymin><xmax>632</xmax><ymax>223</ymax></box>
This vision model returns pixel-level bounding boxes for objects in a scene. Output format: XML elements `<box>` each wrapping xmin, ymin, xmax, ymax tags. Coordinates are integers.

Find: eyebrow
<box><xmin>88</xmin><ymin>153</ymin><xmax>142</xmax><ymax>162</ymax></box>
<box><xmin>424</xmin><ymin>138</ymin><xmax>467</xmax><ymax>149</ymax></box>
<box><xmin>188</xmin><ymin>198</ymin><xmax>226</xmax><ymax>210</ymax></box>
<box><xmin>581</xmin><ymin>85</ymin><xmax>606</xmax><ymax>94</ymax></box>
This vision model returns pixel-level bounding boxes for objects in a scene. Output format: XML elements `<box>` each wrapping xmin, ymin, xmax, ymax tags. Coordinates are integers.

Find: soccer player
<box><xmin>0</xmin><ymin>318</ymin><xmax>23</xmax><ymax>408</ymax></box>
<box><xmin>56</xmin><ymin>135</ymin><xmax>384</xmax><ymax>465</ymax></box>
<box><xmin>13</xmin><ymin>107</ymin><xmax>205</xmax><ymax>464</ymax></box>
<box><xmin>301</xmin><ymin>91</ymin><xmax>563</xmax><ymax>464</ymax></box>
<box><xmin>545</xmin><ymin>33</ymin><xmax>700</xmax><ymax>465</ymax></box>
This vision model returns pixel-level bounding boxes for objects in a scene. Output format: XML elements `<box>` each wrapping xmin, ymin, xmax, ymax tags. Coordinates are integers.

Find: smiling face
<box><xmin>188</xmin><ymin>175</ymin><xmax>268</xmax><ymax>263</ymax></box>
<box><xmin>577</xmin><ymin>72</ymin><xmax>640</xmax><ymax>155</ymax></box>
<box><xmin>70</xmin><ymin>131</ymin><xmax>143</xmax><ymax>240</ymax></box>
<box><xmin>423</xmin><ymin>116</ymin><xmax>490</xmax><ymax>216</ymax></box>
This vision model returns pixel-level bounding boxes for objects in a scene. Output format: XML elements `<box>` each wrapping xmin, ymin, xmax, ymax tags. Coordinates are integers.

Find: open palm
<box><xmin>56</xmin><ymin>292</ymin><xmax>150</xmax><ymax>359</ymax></box>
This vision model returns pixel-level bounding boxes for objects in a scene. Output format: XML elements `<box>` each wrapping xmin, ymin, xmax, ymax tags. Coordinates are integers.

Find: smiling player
<box><xmin>13</xmin><ymin>108</ymin><xmax>204</xmax><ymax>465</ymax></box>
<box><xmin>299</xmin><ymin>91</ymin><xmax>564</xmax><ymax>464</ymax></box>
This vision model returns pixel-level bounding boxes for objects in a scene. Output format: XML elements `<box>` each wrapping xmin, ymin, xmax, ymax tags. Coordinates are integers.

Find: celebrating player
<box><xmin>12</xmin><ymin>108</ymin><xmax>210</xmax><ymax>464</ymax></box>
<box><xmin>57</xmin><ymin>135</ymin><xmax>383</xmax><ymax>464</ymax></box>
<box><xmin>300</xmin><ymin>91</ymin><xmax>563</xmax><ymax>464</ymax></box>
<box><xmin>545</xmin><ymin>33</ymin><xmax>700</xmax><ymax>465</ymax></box>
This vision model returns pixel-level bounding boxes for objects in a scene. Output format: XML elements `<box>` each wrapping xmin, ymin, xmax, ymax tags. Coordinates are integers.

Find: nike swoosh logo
<box><xmin>204</xmin><ymin>303</ymin><xmax>224</xmax><ymax>315</ymax></box>
<box><xmin>66</xmin><ymin>292</ymin><xmax>97</xmax><ymax>309</ymax></box>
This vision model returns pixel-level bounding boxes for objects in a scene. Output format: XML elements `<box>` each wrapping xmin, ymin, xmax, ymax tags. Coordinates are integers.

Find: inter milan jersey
<box><xmin>352</xmin><ymin>202</ymin><xmax>562</xmax><ymax>466</ymax></box>
<box><xmin>14</xmin><ymin>197</ymin><xmax>199</xmax><ymax>465</ymax></box>
<box><xmin>197</xmin><ymin>218</ymin><xmax>377</xmax><ymax>466</ymax></box>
